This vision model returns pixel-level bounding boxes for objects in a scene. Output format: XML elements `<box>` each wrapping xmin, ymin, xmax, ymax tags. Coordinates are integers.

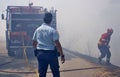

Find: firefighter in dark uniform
<box><xmin>98</xmin><ymin>28</ymin><xmax>113</xmax><ymax>65</ymax></box>
<box><xmin>32</xmin><ymin>12</ymin><xmax>65</xmax><ymax>77</ymax></box>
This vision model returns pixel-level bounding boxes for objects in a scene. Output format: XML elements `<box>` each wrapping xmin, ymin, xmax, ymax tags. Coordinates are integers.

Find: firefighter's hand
<box><xmin>61</xmin><ymin>55</ymin><xmax>65</xmax><ymax>64</ymax></box>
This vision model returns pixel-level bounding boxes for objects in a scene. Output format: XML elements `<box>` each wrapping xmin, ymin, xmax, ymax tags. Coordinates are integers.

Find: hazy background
<box><xmin>0</xmin><ymin>0</ymin><xmax>120</xmax><ymax>66</ymax></box>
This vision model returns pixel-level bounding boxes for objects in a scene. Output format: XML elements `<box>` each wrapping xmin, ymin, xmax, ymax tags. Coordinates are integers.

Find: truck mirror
<box><xmin>1</xmin><ymin>14</ymin><xmax>4</xmax><ymax>19</ymax></box>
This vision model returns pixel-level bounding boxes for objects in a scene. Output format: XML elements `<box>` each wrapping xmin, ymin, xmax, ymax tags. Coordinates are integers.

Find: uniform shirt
<box><xmin>99</xmin><ymin>33</ymin><xmax>111</xmax><ymax>45</ymax></box>
<box><xmin>32</xmin><ymin>23</ymin><xmax>59</xmax><ymax>50</ymax></box>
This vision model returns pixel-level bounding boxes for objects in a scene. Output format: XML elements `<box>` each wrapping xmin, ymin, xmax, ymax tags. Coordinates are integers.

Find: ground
<box><xmin>0</xmin><ymin>40</ymin><xmax>120</xmax><ymax>77</ymax></box>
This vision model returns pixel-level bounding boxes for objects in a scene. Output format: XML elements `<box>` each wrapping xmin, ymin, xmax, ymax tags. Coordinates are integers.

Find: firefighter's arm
<box><xmin>32</xmin><ymin>40</ymin><xmax>38</xmax><ymax>57</ymax></box>
<box><xmin>54</xmin><ymin>40</ymin><xmax>65</xmax><ymax>64</ymax></box>
<box><xmin>101</xmin><ymin>38</ymin><xmax>110</xmax><ymax>48</ymax></box>
<box><xmin>101</xmin><ymin>38</ymin><xmax>108</xmax><ymax>42</ymax></box>
<box><xmin>100</xmin><ymin>38</ymin><xmax>108</xmax><ymax>45</ymax></box>
<box><xmin>32</xmin><ymin>40</ymin><xmax>37</xmax><ymax>48</ymax></box>
<box><xmin>100</xmin><ymin>34</ymin><xmax>109</xmax><ymax>45</ymax></box>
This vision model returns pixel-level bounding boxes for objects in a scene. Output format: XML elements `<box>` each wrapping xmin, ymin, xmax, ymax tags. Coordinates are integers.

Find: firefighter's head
<box><xmin>107</xmin><ymin>28</ymin><xmax>113</xmax><ymax>35</ymax></box>
<box><xmin>44</xmin><ymin>12</ymin><xmax>52</xmax><ymax>24</ymax></box>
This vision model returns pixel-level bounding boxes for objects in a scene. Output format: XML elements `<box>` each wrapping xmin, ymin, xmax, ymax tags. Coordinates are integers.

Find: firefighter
<box><xmin>32</xmin><ymin>12</ymin><xmax>65</xmax><ymax>77</ymax></box>
<box><xmin>98</xmin><ymin>28</ymin><xmax>113</xmax><ymax>65</ymax></box>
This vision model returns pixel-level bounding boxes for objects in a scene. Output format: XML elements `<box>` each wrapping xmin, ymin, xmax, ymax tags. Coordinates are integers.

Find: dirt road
<box><xmin>0</xmin><ymin>40</ymin><xmax>120</xmax><ymax>77</ymax></box>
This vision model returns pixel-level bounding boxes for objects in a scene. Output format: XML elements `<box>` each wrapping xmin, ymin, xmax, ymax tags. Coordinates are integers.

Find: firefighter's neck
<box><xmin>45</xmin><ymin>23</ymin><xmax>51</xmax><ymax>26</ymax></box>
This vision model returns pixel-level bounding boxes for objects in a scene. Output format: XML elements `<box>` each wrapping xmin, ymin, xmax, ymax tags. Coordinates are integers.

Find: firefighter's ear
<box><xmin>1</xmin><ymin>13</ymin><xmax>4</xmax><ymax>19</ymax></box>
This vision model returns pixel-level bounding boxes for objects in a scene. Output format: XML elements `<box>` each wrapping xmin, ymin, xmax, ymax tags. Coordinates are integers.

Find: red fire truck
<box><xmin>1</xmin><ymin>5</ymin><xmax>57</xmax><ymax>58</ymax></box>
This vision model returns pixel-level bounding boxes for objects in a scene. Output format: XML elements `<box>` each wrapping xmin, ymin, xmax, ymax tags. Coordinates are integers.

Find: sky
<box><xmin>0</xmin><ymin>0</ymin><xmax>120</xmax><ymax>66</ymax></box>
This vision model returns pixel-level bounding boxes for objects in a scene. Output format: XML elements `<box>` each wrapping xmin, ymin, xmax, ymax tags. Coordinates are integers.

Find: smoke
<box><xmin>0</xmin><ymin>0</ymin><xmax>120</xmax><ymax>66</ymax></box>
<box><xmin>57</xmin><ymin>0</ymin><xmax>120</xmax><ymax>66</ymax></box>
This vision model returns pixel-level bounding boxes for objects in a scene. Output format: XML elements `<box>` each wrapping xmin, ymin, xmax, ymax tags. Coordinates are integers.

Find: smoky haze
<box><xmin>57</xmin><ymin>0</ymin><xmax>120</xmax><ymax>66</ymax></box>
<box><xmin>0</xmin><ymin>0</ymin><xmax>120</xmax><ymax>66</ymax></box>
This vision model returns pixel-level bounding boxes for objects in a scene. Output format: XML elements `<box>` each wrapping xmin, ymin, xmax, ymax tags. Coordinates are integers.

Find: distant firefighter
<box><xmin>98</xmin><ymin>28</ymin><xmax>113</xmax><ymax>65</ymax></box>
